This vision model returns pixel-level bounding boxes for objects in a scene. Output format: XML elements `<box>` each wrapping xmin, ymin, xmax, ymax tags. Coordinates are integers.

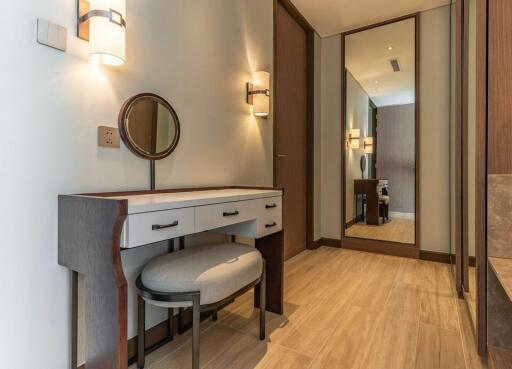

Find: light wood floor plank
<box><xmin>345</xmin><ymin>218</ymin><xmax>415</xmax><ymax>244</ymax></box>
<box><xmin>360</xmin><ymin>313</ymin><xmax>419</xmax><ymax>369</ymax></box>
<box><xmin>414</xmin><ymin>323</ymin><xmax>466</xmax><ymax>369</ymax></box>
<box><xmin>309</xmin><ymin>305</ymin><xmax>380</xmax><ymax>369</ymax></box>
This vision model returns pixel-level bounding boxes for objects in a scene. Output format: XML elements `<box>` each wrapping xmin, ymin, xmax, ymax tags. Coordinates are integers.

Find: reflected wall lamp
<box><xmin>347</xmin><ymin>129</ymin><xmax>360</xmax><ymax>149</ymax></box>
<box><xmin>77</xmin><ymin>0</ymin><xmax>126</xmax><ymax>66</ymax></box>
<box><xmin>363</xmin><ymin>137</ymin><xmax>374</xmax><ymax>154</ymax></box>
<box><xmin>247</xmin><ymin>71</ymin><xmax>270</xmax><ymax>118</ymax></box>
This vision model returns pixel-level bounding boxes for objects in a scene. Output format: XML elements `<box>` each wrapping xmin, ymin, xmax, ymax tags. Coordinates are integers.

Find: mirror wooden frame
<box><xmin>118</xmin><ymin>93</ymin><xmax>181</xmax><ymax>161</ymax></box>
<box><xmin>340</xmin><ymin>14</ymin><xmax>420</xmax><ymax>258</ymax></box>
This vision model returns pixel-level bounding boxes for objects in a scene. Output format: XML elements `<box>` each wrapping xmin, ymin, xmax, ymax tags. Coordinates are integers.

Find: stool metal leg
<box><xmin>137</xmin><ymin>295</ymin><xmax>146</xmax><ymax>369</ymax></box>
<box><xmin>192</xmin><ymin>294</ymin><xmax>201</xmax><ymax>369</ymax></box>
<box><xmin>168</xmin><ymin>308</ymin><xmax>174</xmax><ymax>340</ymax></box>
<box><xmin>259</xmin><ymin>261</ymin><xmax>266</xmax><ymax>340</ymax></box>
<box><xmin>178</xmin><ymin>308</ymin><xmax>185</xmax><ymax>334</ymax></box>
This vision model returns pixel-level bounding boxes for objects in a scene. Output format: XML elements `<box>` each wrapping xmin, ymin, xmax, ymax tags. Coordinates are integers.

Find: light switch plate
<box><xmin>37</xmin><ymin>18</ymin><xmax>67</xmax><ymax>52</ymax></box>
<box><xmin>98</xmin><ymin>126</ymin><xmax>120</xmax><ymax>148</ymax></box>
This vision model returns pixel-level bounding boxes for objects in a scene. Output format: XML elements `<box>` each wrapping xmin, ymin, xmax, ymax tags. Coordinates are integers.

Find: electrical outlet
<box><xmin>98</xmin><ymin>126</ymin><xmax>120</xmax><ymax>148</ymax></box>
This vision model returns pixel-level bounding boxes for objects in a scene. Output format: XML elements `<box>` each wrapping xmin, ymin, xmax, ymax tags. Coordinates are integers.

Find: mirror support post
<box><xmin>150</xmin><ymin>160</ymin><xmax>156</xmax><ymax>190</ymax></box>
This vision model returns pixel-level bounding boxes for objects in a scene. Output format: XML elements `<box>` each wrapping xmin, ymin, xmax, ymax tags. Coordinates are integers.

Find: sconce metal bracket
<box><xmin>246</xmin><ymin>83</ymin><xmax>270</xmax><ymax>105</ymax></box>
<box><xmin>77</xmin><ymin>0</ymin><xmax>90</xmax><ymax>40</ymax></box>
<box><xmin>77</xmin><ymin>0</ymin><xmax>126</xmax><ymax>41</ymax></box>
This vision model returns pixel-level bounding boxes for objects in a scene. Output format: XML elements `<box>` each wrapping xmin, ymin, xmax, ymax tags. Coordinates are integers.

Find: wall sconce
<box><xmin>347</xmin><ymin>129</ymin><xmax>360</xmax><ymax>149</ymax></box>
<box><xmin>247</xmin><ymin>71</ymin><xmax>270</xmax><ymax>118</ymax></box>
<box><xmin>363</xmin><ymin>137</ymin><xmax>374</xmax><ymax>154</ymax></box>
<box><xmin>77</xmin><ymin>0</ymin><xmax>126</xmax><ymax>66</ymax></box>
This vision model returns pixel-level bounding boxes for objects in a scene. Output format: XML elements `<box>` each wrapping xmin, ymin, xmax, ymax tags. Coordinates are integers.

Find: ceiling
<box><xmin>345</xmin><ymin>18</ymin><xmax>415</xmax><ymax>107</ymax></box>
<box><xmin>290</xmin><ymin>0</ymin><xmax>450</xmax><ymax>36</ymax></box>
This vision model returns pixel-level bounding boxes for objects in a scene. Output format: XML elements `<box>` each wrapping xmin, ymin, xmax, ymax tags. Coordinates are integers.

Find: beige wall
<box><xmin>319</xmin><ymin>35</ymin><xmax>343</xmax><ymax>239</ymax></box>
<box><xmin>419</xmin><ymin>5</ymin><xmax>451</xmax><ymax>253</ymax></box>
<box><xmin>0</xmin><ymin>1</ymin><xmax>273</xmax><ymax>368</ymax></box>
<box><xmin>316</xmin><ymin>5</ymin><xmax>452</xmax><ymax>252</ymax></box>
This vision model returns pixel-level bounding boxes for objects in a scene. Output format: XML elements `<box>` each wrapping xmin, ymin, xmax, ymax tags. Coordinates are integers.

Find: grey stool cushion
<box><xmin>141</xmin><ymin>242</ymin><xmax>263</xmax><ymax>308</ymax></box>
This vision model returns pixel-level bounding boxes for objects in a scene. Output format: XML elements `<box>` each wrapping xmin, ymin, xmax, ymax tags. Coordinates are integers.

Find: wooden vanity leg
<box><xmin>254</xmin><ymin>230</ymin><xmax>284</xmax><ymax>314</ymax></box>
<box><xmin>59</xmin><ymin>196</ymin><xmax>128</xmax><ymax>369</ymax></box>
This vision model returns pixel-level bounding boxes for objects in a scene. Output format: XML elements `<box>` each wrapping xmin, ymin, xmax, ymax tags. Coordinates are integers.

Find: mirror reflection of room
<box><xmin>344</xmin><ymin>18</ymin><xmax>416</xmax><ymax>245</ymax></box>
<box><xmin>464</xmin><ymin>0</ymin><xmax>477</xmax><ymax>327</ymax></box>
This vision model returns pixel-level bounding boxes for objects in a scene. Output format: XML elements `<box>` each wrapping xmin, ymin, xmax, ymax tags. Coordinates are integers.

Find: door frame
<box><xmin>456</xmin><ymin>0</ymin><xmax>488</xmax><ymax>356</ymax></box>
<box><xmin>273</xmin><ymin>0</ymin><xmax>316</xmax><ymax>250</ymax></box>
<box><xmin>340</xmin><ymin>13</ymin><xmax>421</xmax><ymax>259</ymax></box>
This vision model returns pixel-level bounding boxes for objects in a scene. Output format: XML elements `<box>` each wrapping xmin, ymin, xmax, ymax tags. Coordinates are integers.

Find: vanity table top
<box><xmin>91</xmin><ymin>188</ymin><xmax>283</xmax><ymax>214</ymax></box>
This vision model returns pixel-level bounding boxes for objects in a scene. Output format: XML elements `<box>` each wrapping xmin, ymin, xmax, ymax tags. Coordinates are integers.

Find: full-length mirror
<box><xmin>463</xmin><ymin>0</ymin><xmax>478</xmax><ymax>328</ymax></box>
<box><xmin>343</xmin><ymin>17</ymin><xmax>418</xmax><ymax>246</ymax></box>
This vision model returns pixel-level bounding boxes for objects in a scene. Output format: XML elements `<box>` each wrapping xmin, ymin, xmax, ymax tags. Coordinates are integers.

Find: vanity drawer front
<box><xmin>123</xmin><ymin>208</ymin><xmax>195</xmax><ymax>248</ymax></box>
<box><xmin>195</xmin><ymin>200</ymin><xmax>255</xmax><ymax>233</ymax></box>
<box><xmin>255</xmin><ymin>197</ymin><xmax>283</xmax><ymax>237</ymax></box>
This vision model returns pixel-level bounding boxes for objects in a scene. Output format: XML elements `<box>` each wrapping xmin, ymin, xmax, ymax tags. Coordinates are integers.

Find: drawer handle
<box><xmin>152</xmin><ymin>221</ymin><xmax>179</xmax><ymax>230</ymax></box>
<box><xmin>223</xmin><ymin>211</ymin><xmax>239</xmax><ymax>217</ymax></box>
<box><xmin>265</xmin><ymin>204</ymin><xmax>277</xmax><ymax>209</ymax></box>
<box><xmin>265</xmin><ymin>222</ymin><xmax>277</xmax><ymax>228</ymax></box>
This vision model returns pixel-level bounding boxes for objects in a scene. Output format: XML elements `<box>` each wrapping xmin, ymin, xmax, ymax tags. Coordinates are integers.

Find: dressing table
<box><xmin>58</xmin><ymin>93</ymin><xmax>284</xmax><ymax>369</ymax></box>
<box><xmin>59</xmin><ymin>186</ymin><xmax>284</xmax><ymax>369</ymax></box>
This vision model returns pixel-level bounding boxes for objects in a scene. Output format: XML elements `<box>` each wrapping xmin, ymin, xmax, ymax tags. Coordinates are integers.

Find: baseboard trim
<box><xmin>315</xmin><ymin>237</ymin><xmax>420</xmax><ymax>259</ymax></box>
<box><xmin>420</xmin><ymin>250</ymin><xmax>452</xmax><ymax>264</ymax></box>
<box><xmin>345</xmin><ymin>219</ymin><xmax>356</xmax><ymax>229</ymax></box>
<box><xmin>420</xmin><ymin>250</ymin><xmax>474</xmax><ymax>266</ymax></box>
<box><xmin>314</xmin><ymin>237</ymin><xmax>341</xmax><ymax>248</ymax></box>
<box><xmin>342</xmin><ymin>237</ymin><xmax>420</xmax><ymax>259</ymax></box>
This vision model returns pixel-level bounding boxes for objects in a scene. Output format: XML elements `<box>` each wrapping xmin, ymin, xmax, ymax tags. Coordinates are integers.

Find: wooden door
<box><xmin>274</xmin><ymin>1</ymin><xmax>308</xmax><ymax>260</ymax></box>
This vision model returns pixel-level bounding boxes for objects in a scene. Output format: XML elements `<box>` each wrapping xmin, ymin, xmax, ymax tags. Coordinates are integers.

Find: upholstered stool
<box><xmin>135</xmin><ymin>242</ymin><xmax>266</xmax><ymax>369</ymax></box>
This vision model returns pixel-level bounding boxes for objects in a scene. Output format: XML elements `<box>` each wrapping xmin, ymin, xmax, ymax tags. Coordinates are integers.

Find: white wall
<box><xmin>319</xmin><ymin>35</ymin><xmax>342</xmax><ymax>239</ymax></box>
<box><xmin>0</xmin><ymin>1</ymin><xmax>273</xmax><ymax>368</ymax></box>
<box><xmin>345</xmin><ymin>72</ymin><xmax>370</xmax><ymax>222</ymax></box>
<box><xmin>316</xmin><ymin>5</ymin><xmax>452</xmax><ymax>252</ymax></box>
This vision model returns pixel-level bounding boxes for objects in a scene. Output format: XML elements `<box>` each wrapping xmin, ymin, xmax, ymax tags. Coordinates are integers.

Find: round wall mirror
<box><xmin>118</xmin><ymin>93</ymin><xmax>180</xmax><ymax>160</ymax></box>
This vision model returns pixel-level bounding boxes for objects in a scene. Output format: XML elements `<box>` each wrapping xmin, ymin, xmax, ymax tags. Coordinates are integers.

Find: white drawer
<box><xmin>195</xmin><ymin>200</ymin><xmax>255</xmax><ymax>233</ymax></box>
<box><xmin>254</xmin><ymin>197</ymin><xmax>282</xmax><ymax>237</ymax></box>
<box><xmin>121</xmin><ymin>208</ymin><xmax>195</xmax><ymax>248</ymax></box>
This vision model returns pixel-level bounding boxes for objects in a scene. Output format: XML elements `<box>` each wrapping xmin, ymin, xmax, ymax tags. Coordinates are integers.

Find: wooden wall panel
<box><xmin>488</xmin><ymin>0</ymin><xmax>512</xmax><ymax>174</ymax></box>
<box><xmin>376</xmin><ymin>104</ymin><xmax>416</xmax><ymax>213</ymax></box>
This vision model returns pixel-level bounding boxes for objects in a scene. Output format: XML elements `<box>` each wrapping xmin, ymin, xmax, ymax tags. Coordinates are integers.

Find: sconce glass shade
<box><xmin>364</xmin><ymin>137</ymin><xmax>374</xmax><ymax>154</ymax></box>
<box><xmin>89</xmin><ymin>0</ymin><xmax>126</xmax><ymax>66</ymax></box>
<box><xmin>252</xmin><ymin>71</ymin><xmax>270</xmax><ymax>117</ymax></box>
<box><xmin>348</xmin><ymin>129</ymin><xmax>360</xmax><ymax>149</ymax></box>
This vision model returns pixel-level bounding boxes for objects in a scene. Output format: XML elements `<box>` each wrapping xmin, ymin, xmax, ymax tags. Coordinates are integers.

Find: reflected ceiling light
<box><xmin>347</xmin><ymin>129</ymin><xmax>360</xmax><ymax>149</ymax></box>
<box><xmin>387</xmin><ymin>46</ymin><xmax>393</xmax><ymax>51</ymax></box>
<box><xmin>77</xmin><ymin>0</ymin><xmax>126</xmax><ymax>66</ymax></box>
<box><xmin>363</xmin><ymin>137</ymin><xmax>373</xmax><ymax>154</ymax></box>
<box><xmin>247</xmin><ymin>71</ymin><xmax>271</xmax><ymax>118</ymax></box>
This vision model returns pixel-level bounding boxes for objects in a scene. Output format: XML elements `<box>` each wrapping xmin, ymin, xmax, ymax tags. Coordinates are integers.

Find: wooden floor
<box><xmin>130</xmin><ymin>247</ymin><xmax>486</xmax><ymax>369</ymax></box>
<box><xmin>346</xmin><ymin>218</ymin><xmax>415</xmax><ymax>244</ymax></box>
<box><xmin>466</xmin><ymin>267</ymin><xmax>477</xmax><ymax>325</ymax></box>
